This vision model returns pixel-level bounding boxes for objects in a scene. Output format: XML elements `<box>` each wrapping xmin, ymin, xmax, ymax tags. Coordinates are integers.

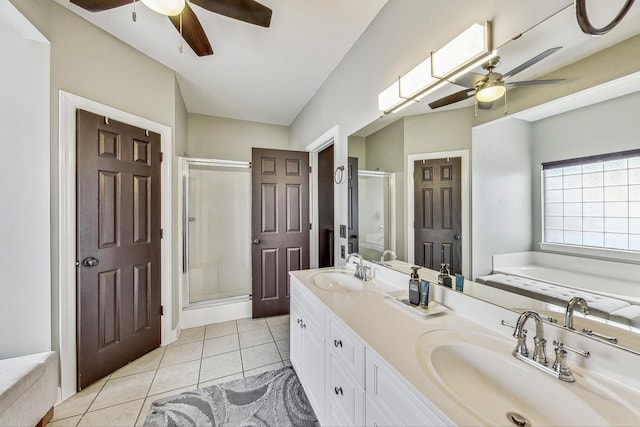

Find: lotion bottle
<box><xmin>409</xmin><ymin>266</ymin><xmax>420</xmax><ymax>305</ymax></box>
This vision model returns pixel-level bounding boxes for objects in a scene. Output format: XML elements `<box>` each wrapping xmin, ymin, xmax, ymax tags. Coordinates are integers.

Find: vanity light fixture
<box><xmin>141</xmin><ymin>0</ymin><xmax>185</xmax><ymax>16</ymax></box>
<box><xmin>378</xmin><ymin>21</ymin><xmax>496</xmax><ymax>114</ymax></box>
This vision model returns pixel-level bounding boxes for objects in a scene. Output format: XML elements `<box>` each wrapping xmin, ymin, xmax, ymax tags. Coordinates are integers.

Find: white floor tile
<box><xmin>148</xmin><ymin>360</ymin><xmax>200</xmax><ymax>395</ymax></box>
<box><xmin>205</xmin><ymin>320</ymin><xmax>238</xmax><ymax>339</ymax></box>
<box><xmin>241</xmin><ymin>342</ymin><xmax>282</xmax><ymax>371</ymax></box>
<box><xmin>198</xmin><ymin>373</ymin><xmax>244</xmax><ymax>389</ymax></box>
<box><xmin>160</xmin><ymin>341</ymin><xmax>203</xmax><ymax>367</ymax></box>
<box><xmin>269</xmin><ymin>323</ymin><xmax>290</xmax><ymax>341</ymax></box>
<box><xmin>275</xmin><ymin>339</ymin><xmax>290</xmax><ymax>361</ymax></box>
<box><xmin>48</xmin><ymin>415</ymin><xmax>83</xmax><ymax>427</ymax></box>
<box><xmin>199</xmin><ymin>351</ymin><xmax>243</xmax><ymax>383</ymax></box>
<box><xmin>169</xmin><ymin>326</ymin><xmax>205</xmax><ymax>346</ymax></box>
<box><xmin>52</xmin><ymin>380</ymin><xmax>106</xmax><ymax>421</ymax></box>
<box><xmin>266</xmin><ymin>314</ymin><xmax>290</xmax><ymax>327</ymax></box>
<box><xmin>237</xmin><ymin>317</ymin><xmax>268</xmax><ymax>332</ymax></box>
<box><xmin>79</xmin><ymin>399</ymin><xmax>143</xmax><ymax>427</ymax></box>
<box><xmin>110</xmin><ymin>347</ymin><xmax>164</xmax><ymax>379</ymax></box>
<box><xmin>239</xmin><ymin>328</ymin><xmax>274</xmax><ymax>348</ymax></box>
<box><xmin>89</xmin><ymin>371</ymin><xmax>155</xmax><ymax>412</ymax></box>
<box><xmin>244</xmin><ymin>362</ymin><xmax>284</xmax><ymax>378</ymax></box>
<box><xmin>202</xmin><ymin>334</ymin><xmax>240</xmax><ymax>358</ymax></box>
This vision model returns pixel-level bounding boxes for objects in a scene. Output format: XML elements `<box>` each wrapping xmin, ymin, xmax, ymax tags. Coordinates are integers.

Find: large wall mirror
<box><xmin>346</xmin><ymin>4</ymin><xmax>640</xmax><ymax>354</ymax></box>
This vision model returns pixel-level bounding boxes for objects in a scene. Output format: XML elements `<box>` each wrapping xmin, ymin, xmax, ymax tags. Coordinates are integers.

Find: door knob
<box><xmin>454</xmin><ymin>233</ymin><xmax>462</xmax><ymax>241</ymax></box>
<box><xmin>253</xmin><ymin>239</ymin><xmax>261</xmax><ymax>245</ymax></box>
<box><xmin>82</xmin><ymin>257</ymin><xmax>99</xmax><ymax>267</ymax></box>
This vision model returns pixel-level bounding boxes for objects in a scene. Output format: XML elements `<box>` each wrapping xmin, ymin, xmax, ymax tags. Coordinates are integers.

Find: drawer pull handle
<box><xmin>301</xmin><ymin>323</ymin><xmax>306</xmax><ymax>329</ymax></box>
<box><xmin>334</xmin><ymin>339</ymin><xmax>343</xmax><ymax>348</ymax></box>
<box><xmin>334</xmin><ymin>386</ymin><xmax>343</xmax><ymax>396</ymax></box>
<box><xmin>297</xmin><ymin>318</ymin><xmax>302</xmax><ymax>325</ymax></box>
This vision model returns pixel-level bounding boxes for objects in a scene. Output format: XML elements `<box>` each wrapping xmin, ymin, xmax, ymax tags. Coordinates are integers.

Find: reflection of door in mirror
<box><xmin>414</xmin><ymin>158</ymin><xmax>462</xmax><ymax>274</ymax></box>
<box><xmin>347</xmin><ymin>157</ymin><xmax>359</xmax><ymax>254</ymax></box>
<box><xmin>318</xmin><ymin>145</ymin><xmax>334</xmax><ymax>267</ymax></box>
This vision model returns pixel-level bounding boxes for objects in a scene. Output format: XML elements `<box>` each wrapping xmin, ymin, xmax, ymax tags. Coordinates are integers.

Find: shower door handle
<box><xmin>253</xmin><ymin>239</ymin><xmax>261</xmax><ymax>245</ymax></box>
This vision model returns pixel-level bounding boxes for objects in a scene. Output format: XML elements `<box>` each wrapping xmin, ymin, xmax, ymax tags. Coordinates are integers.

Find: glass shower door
<box><xmin>183</xmin><ymin>159</ymin><xmax>252</xmax><ymax>307</ymax></box>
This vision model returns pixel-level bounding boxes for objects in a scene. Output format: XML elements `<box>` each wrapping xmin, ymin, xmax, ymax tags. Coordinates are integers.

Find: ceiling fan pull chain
<box><xmin>178</xmin><ymin>11</ymin><xmax>184</xmax><ymax>53</ymax></box>
<box><xmin>132</xmin><ymin>0</ymin><xmax>137</xmax><ymax>22</ymax></box>
<box><xmin>503</xmin><ymin>89</ymin><xmax>508</xmax><ymax>115</ymax></box>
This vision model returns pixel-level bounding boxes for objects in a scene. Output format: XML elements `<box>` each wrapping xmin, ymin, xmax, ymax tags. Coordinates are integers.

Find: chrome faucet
<box><xmin>511</xmin><ymin>310</ymin><xmax>589</xmax><ymax>382</ymax></box>
<box><xmin>380</xmin><ymin>249</ymin><xmax>397</xmax><ymax>264</ymax></box>
<box><xmin>565</xmin><ymin>297</ymin><xmax>590</xmax><ymax>330</ymax></box>
<box><xmin>513</xmin><ymin>310</ymin><xmax>547</xmax><ymax>365</ymax></box>
<box><xmin>346</xmin><ymin>253</ymin><xmax>370</xmax><ymax>281</ymax></box>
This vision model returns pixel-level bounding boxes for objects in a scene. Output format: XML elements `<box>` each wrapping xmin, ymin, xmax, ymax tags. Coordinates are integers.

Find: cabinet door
<box><xmin>289</xmin><ymin>301</ymin><xmax>303</xmax><ymax>372</ymax></box>
<box><xmin>326</xmin><ymin>350</ymin><xmax>365</xmax><ymax>426</ymax></box>
<box><xmin>302</xmin><ymin>319</ymin><xmax>325</xmax><ymax>414</ymax></box>
<box><xmin>366</xmin><ymin>350</ymin><xmax>449</xmax><ymax>426</ymax></box>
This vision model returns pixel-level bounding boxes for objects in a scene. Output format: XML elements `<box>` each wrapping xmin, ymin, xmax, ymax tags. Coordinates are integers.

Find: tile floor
<box><xmin>49</xmin><ymin>315</ymin><xmax>291</xmax><ymax>427</ymax></box>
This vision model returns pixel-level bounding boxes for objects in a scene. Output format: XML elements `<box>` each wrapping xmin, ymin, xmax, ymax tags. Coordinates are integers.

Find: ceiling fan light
<box><xmin>476</xmin><ymin>82</ymin><xmax>505</xmax><ymax>102</ymax></box>
<box><xmin>141</xmin><ymin>0</ymin><xmax>185</xmax><ymax>16</ymax></box>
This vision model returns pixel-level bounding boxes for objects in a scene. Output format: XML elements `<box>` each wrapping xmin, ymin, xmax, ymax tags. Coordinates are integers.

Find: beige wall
<box><xmin>187</xmin><ymin>114</ymin><xmax>290</xmax><ymax>161</ymax></box>
<box><xmin>10</xmin><ymin>0</ymin><xmax>185</xmax><ymax>349</ymax></box>
<box><xmin>404</xmin><ymin>108</ymin><xmax>473</xmax><ymax>156</ymax></box>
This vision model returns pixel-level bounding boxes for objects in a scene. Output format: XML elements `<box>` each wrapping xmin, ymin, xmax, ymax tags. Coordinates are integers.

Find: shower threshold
<box><xmin>185</xmin><ymin>294</ymin><xmax>252</xmax><ymax>310</ymax></box>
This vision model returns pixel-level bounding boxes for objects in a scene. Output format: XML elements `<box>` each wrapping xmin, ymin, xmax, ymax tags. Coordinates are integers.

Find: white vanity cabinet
<box><xmin>290</xmin><ymin>274</ymin><xmax>449</xmax><ymax>427</ymax></box>
<box><xmin>289</xmin><ymin>281</ymin><xmax>325</xmax><ymax>423</ymax></box>
<box><xmin>324</xmin><ymin>312</ymin><xmax>366</xmax><ymax>425</ymax></box>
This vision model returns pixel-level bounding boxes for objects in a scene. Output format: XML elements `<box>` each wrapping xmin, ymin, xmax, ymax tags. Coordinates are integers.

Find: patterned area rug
<box><xmin>143</xmin><ymin>366</ymin><xmax>318</xmax><ymax>427</ymax></box>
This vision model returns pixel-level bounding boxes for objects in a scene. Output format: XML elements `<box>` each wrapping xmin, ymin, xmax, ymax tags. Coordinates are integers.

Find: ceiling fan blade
<box><xmin>169</xmin><ymin>3</ymin><xmax>214</xmax><ymax>57</ymax></box>
<box><xmin>429</xmin><ymin>89</ymin><xmax>474</xmax><ymax>109</ymax></box>
<box><xmin>505</xmin><ymin>79</ymin><xmax>566</xmax><ymax>87</ymax></box>
<box><xmin>503</xmin><ymin>47</ymin><xmax>562</xmax><ymax>79</ymax></box>
<box><xmin>70</xmin><ymin>0</ymin><xmax>130</xmax><ymax>12</ymax></box>
<box><xmin>450</xmin><ymin>72</ymin><xmax>485</xmax><ymax>89</ymax></box>
<box><xmin>190</xmin><ymin>0</ymin><xmax>272</xmax><ymax>27</ymax></box>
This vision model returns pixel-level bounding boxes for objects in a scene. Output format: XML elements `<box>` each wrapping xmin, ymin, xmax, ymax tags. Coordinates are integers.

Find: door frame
<box><xmin>407</xmin><ymin>150</ymin><xmax>470</xmax><ymax>275</ymax></box>
<box><xmin>306</xmin><ymin>125</ymin><xmax>341</xmax><ymax>269</ymax></box>
<box><xmin>58</xmin><ymin>91</ymin><xmax>174</xmax><ymax>400</ymax></box>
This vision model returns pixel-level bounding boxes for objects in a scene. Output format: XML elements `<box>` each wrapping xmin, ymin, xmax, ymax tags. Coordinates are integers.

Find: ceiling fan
<box><xmin>428</xmin><ymin>46</ymin><xmax>565</xmax><ymax>111</ymax></box>
<box><xmin>70</xmin><ymin>0</ymin><xmax>273</xmax><ymax>57</ymax></box>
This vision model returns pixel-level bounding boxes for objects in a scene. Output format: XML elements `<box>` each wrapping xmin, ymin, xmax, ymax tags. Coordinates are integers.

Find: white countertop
<box><xmin>291</xmin><ymin>266</ymin><xmax>640</xmax><ymax>426</ymax></box>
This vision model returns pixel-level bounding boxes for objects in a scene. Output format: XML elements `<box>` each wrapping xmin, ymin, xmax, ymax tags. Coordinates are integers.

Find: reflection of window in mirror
<box><xmin>542</xmin><ymin>150</ymin><xmax>640</xmax><ymax>252</ymax></box>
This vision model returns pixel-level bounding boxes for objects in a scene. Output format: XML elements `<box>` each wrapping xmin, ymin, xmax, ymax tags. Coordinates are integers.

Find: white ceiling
<box><xmin>55</xmin><ymin>0</ymin><xmax>388</xmax><ymax>125</ymax></box>
<box><xmin>55</xmin><ymin>1</ymin><xmax>640</xmax><ymax>128</ymax></box>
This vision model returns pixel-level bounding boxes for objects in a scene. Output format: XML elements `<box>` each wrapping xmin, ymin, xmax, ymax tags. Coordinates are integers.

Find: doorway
<box><xmin>76</xmin><ymin>109</ymin><xmax>162</xmax><ymax>390</ymax></box>
<box><xmin>413</xmin><ymin>157</ymin><xmax>462</xmax><ymax>274</ymax></box>
<box><xmin>407</xmin><ymin>150</ymin><xmax>470</xmax><ymax>276</ymax></box>
<box><xmin>318</xmin><ymin>145</ymin><xmax>335</xmax><ymax>267</ymax></box>
<box><xmin>251</xmin><ymin>148</ymin><xmax>310</xmax><ymax>318</ymax></box>
<box><xmin>58</xmin><ymin>92</ymin><xmax>173</xmax><ymax>400</ymax></box>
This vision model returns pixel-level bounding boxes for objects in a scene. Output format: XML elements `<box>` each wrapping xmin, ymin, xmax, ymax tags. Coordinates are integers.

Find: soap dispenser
<box><xmin>438</xmin><ymin>263</ymin><xmax>453</xmax><ymax>288</ymax></box>
<box><xmin>409</xmin><ymin>266</ymin><xmax>420</xmax><ymax>305</ymax></box>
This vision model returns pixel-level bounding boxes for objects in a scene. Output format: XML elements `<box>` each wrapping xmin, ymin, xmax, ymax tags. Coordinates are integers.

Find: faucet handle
<box><xmin>514</xmin><ymin>331</ymin><xmax>529</xmax><ymax>357</ymax></box>
<box><xmin>553</xmin><ymin>340</ymin><xmax>590</xmax><ymax>358</ymax></box>
<box><xmin>552</xmin><ymin>344</ymin><xmax>575</xmax><ymax>382</ymax></box>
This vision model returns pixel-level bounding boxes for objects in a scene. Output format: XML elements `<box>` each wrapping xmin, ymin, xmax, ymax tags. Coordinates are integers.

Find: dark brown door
<box><xmin>414</xmin><ymin>158</ymin><xmax>462</xmax><ymax>274</ymax></box>
<box><xmin>347</xmin><ymin>157</ymin><xmax>359</xmax><ymax>254</ymax></box>
<box><xmin>76</xmin><ymin>109</ymin><xmax>161</xmax><ymax>390</ymax></box>
<box><xmin>318</xmin><ymin>145</ymin><xmax>334</xmax><ymax>268</ymax></box>
<box><xmin>251</xmin><ymin>148</ymin><xmax>309</xmax><ymax>318</ymax></box>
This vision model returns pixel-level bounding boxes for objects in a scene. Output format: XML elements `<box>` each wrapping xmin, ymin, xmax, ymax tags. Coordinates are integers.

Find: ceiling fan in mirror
<box><xmin>70</xmin><ymin>0</ymin><xmax>273</xmax><ymax>57</ymax></box>
<box><xmin>429</xmin><ymin>46</ymin><xmax>565</xmax><ymax>113</ymax></box>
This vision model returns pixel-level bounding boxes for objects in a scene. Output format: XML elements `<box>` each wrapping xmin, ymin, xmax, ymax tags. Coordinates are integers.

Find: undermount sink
<box><xmin>308</xmin><ymin>270</ymin><xmax>364</xmax><ymax>292</ymax></box>
<box><xmin>416</xmin><ymin>329</ymin><xmax>640</xmax><ymax>426</ymax></box>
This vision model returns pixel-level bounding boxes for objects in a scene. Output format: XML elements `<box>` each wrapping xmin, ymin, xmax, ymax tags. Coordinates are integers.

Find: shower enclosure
<box><xmin>357</xmin><ymin>170</ymin><xmax>396</xmax><ymax>262</ymax></box>
<box><xmin>181</xmin><ymin>158</ymin><xmax>252</xmax><ymax>308</ymax></box>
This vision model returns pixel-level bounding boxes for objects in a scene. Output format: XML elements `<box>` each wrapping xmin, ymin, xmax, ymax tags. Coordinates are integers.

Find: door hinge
<box><xmin>160</xmin><ymin>228</ymin><xmax>164</xmax><ymax>239</ymax></box>
<box><xmin>75</xmin><ymin>259</ymin><xmax>80</xmax><ymax>267</ymax></box>
<box><xmin>160</xmin><ymin>152</ymin><xmax>164</xmax><ymax>163</ymax></box>
<box><xmin>309</xmin><ymin>223</ymin><xmax>312</xmax><ymax>230</ymax></box>
<box><xmin>309</xmin><ymin>166</ymin><xmax>312</xmax><ymax>173</ymax></box>
<box><xmin>160</xmin><ymin>305</ymin><xmax>164</xmax><ymax>316</ymax></box>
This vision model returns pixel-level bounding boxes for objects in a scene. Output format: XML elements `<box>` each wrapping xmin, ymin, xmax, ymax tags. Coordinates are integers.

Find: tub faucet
<box><xmin>380</xmin><ymin>250</ymin><xmax>397</xmax><ymax>264</ymax></box>
<box><xmin>513</xmin><ymin>310</ymin><xmax>547</xmax><ymax>365</ymax></box>
<box><xmin>565</xmin><ymin>297</ymin><xmax>590</xmax><ymax>330</ymax></box>
<box><xmin>346</xmin><ymin>253</ymin><xmax>369</xmax><ymax>280</ymax></box>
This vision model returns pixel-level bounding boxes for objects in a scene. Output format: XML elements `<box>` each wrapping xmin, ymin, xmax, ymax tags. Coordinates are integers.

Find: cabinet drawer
<box><xmin>326</xmin><ymin>315</ymin><xmax>365</xmax><ymax>386</ymax></box>
<box><xmin>326</xmin><ymin>350</ymin><xmax>365</xmax><ymax>426</ymax></box>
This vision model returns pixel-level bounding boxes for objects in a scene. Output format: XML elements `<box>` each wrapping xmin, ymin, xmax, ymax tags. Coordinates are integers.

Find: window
<box><xmin>542</xmin><ymin>150</ymin><xmax>640</xmax><ymax>252</ymax></box>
